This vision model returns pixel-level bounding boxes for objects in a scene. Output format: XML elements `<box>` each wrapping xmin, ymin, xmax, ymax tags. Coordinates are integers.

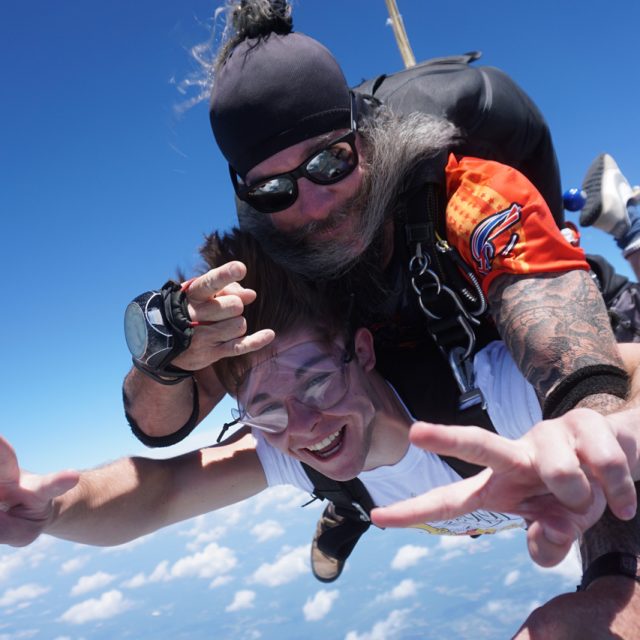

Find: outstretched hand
<box><xmin>372</xmin><ymin>407</ymin><xmax>640</xmax><ymax>567</ymax></box>
<box><xmin>0</xmin><ymin>436</ymin><xmax>79</xmax><ymax>547</ymax></box>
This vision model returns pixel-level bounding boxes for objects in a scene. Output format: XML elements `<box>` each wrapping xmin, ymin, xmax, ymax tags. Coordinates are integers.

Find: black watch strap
<box><xmin>132</xmin><ymin>358</ymin><xmax>193</xmax><ymax>385</ymax></box>
<box><xmin>578</xmin><ymin>552</ymin><xmax>640</xmax><ymax>591</ymax></box>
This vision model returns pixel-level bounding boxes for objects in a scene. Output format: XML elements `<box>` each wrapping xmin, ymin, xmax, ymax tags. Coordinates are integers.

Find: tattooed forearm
<box><xmin>487</xmin><ymin>270</ymin><xmax>622</xmax><ymax>400</ymax></box>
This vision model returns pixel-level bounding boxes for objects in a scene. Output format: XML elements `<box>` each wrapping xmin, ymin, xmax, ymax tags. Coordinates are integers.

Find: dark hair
<box><xmin>200</xmin><ymin>229</ymin><xmax>349</xmax><ymax>393</ymax></box>
<box><xmin>215</xmin><ymin>0</ymin><xmax>293</xmax><ymax>71</ymax></box>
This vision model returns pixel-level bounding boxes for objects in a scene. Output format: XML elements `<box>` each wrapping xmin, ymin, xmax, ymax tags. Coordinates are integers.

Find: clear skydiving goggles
<box><xmin>231</xmin><ymin>340</ymin><xmax>354</xmax><ymax>434</ymax></box>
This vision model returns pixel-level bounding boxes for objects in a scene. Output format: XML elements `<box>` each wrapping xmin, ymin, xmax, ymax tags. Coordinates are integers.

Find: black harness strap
<box><xmin>302</xmin><ymin>462</ymin><xmax>374</xmax><ymax>561</ymax></box>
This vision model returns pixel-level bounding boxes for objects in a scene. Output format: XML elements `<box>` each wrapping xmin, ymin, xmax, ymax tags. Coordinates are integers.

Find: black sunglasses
<box><xmin>229</xmin><ymin>130</ymin><xmax>359</xmax><ymax>214</ymax></box>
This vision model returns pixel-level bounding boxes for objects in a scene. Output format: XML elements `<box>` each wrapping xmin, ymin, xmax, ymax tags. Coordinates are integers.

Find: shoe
<box><xmin>580</xmin><ymin>153</ymin><xmax>639</xmax><ymax>238</ymax></box>
<box><xmin>310</xmin><ymin>504</ymin><xmax>346</xmax><ymax>583</ymax></box>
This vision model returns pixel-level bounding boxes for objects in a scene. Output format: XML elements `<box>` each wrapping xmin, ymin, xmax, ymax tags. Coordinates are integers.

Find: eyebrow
<box><xmin>249</xmin><ymin>132</ymin><xmax>347</xmax><ymax>183</ymax></box>
<box><xmin>294</xmin><ymin>353</ymin><xmax>332</xmax><ymax>379</ymax></box>
<box><xmin>245</xmin><ymin>351</ymin><xmax>335</xmax><ymax>407</ymax></box>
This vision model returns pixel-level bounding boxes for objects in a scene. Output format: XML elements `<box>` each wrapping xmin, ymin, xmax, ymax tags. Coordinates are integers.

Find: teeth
<box><xmin>307</xmin><ymin>429</ymin><xmax>342</xmax><ymax>452</ymax></box>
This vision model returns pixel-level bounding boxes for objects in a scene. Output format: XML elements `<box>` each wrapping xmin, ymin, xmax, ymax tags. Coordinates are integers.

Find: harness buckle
<box><xmin>448</xmin><ymin>346</ymin><xmax>486</xmax><ymax>411</ymax></box>
<box><xmin>351</xmin><ymin>501</ymin><xmax>371</xmax><ymax>523</ymax></box>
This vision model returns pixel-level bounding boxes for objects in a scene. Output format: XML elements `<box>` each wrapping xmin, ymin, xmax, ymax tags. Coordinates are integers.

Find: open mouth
<box><xmin>305</xmin><ymin>426</ymin><xmax>346</xmax><ymax>459</ymax></box>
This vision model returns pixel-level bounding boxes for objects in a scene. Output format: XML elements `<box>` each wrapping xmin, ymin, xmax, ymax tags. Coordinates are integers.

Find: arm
<box><xmin>123</xmin><ymin>261</ymin><xmax>274</xmax><ymax>441</ymax></box>
<box><xmin>0</xmin><ymin>434</ymin><xmax>267</xmax><ymax>548</ymax></box>
<box><xmin>488</xmin><ymin>269</ymin><xmax>625</xmax><ymax>411</ymax></box>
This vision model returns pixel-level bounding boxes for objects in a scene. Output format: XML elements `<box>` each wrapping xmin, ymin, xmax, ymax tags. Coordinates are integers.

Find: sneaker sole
<box><xmin>580</xmin><ymin>153</ymin><xmax>606</xmax><ymax>227</ymax></box>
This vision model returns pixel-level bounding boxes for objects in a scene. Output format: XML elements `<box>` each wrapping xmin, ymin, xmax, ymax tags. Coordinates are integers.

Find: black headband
<box><xmin>210</xmin><ymin>32</ymin><xmax>352</xmax><ymax>177</ymax></box>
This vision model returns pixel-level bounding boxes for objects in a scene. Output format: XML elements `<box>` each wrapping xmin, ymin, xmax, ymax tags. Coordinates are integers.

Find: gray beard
<box><xmin>237</xmin><ymin>109</ymin><xmax>460</xmax><ymax>281</ymax></box>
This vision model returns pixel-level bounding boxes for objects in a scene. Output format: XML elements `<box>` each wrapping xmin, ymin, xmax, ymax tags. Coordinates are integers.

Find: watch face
<box><xmin>124</xmin><ymin>301</ymin><xmax>148</xmax><ymax>359</ymax></box>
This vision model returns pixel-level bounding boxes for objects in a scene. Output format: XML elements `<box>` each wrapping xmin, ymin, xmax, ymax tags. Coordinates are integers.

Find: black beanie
<box><xmin>210</xmin><ymin>32</ymin><xmax>352</xmax><ymax>178</ymax></box>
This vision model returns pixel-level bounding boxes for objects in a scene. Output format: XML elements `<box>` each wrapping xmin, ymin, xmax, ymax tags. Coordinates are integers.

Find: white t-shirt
<box><xmin>254</xmin><ymin>340</ymin><xmax>542</xmax><ymax>536</ymax></box>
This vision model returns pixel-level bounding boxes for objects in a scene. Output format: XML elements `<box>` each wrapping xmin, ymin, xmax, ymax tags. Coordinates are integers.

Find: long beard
<box><xmin>237</xmin><ymin>109</ymin><xmax>460</xmax><ymax>282</ymax></box>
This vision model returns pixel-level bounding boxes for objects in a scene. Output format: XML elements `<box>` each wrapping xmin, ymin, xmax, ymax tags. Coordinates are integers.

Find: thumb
<box><xmin>23</xmin><ymin>470</ymin><xmax>80</xmax><ymax>502</ymax></box>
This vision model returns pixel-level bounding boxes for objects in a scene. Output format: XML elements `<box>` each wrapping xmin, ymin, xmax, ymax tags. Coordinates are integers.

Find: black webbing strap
<box><xmin>302</xmin><ymin>463</ymin><xmax>375</xmax><ymax>520</ymax></box>
<box><xmin>302</xmin><ymin>463</ymin><xmax>374</xmax><ymax>560</ymax></box>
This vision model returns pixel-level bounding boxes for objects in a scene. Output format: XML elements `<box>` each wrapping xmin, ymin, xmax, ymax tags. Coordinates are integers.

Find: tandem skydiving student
<box><xmin>4</xmin><ymin>230</ymin><xmax>640</xmax><ymax>638</ymax></box>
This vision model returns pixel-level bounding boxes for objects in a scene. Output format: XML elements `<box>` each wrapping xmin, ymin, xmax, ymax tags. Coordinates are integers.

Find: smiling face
<box><xmin>236</xmin><ymin>327</ymin><xmax>382</xmax><ymax>481</ymax></box>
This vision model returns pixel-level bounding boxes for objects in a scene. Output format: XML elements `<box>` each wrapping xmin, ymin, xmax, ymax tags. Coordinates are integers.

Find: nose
<box><xmin>296</xmin><ymin>179</ymin><xmax>341</xmax><ymax>223</ymax></box>
<box><xmin>285</xmin><ymin>397</ymin><xmax>321</xmax><ymax>433</ymax></box>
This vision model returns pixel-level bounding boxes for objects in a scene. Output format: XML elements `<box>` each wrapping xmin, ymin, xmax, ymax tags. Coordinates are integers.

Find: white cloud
<box><xmin>437</xmin><ymin>535</ymin><xmax>488</xmax><ymax>562</ymax></box>
<box><xmin>0</xmin><ymin>553</ymin><xmax>23</xmax><ymax>583</ymax></box>
<box><xmin>482</xmin><ymin>598</ymin><xmax>542</xmax><ymax>625</ymax></box>
<box><xmin>180</xmin><ymin>515</ymin><xmax>227</xmax><ymax>550</ymax></box>
<box><xmin>0</xmin><ymin>583</ymin><xmax>50</xmax><ymax>607</ymax></box>
<box><xmin>386</xmin><ymin>579</ymin><xmax>419</xmax><ymax>601</ymax></box>
<box><xmin>60</xmin><ymin>555</ymin><xmax>90</xmax><ymax>575</ymax></box>
<box><xmin>122</xmin><ymin>572</ymin><xmax>147</xmax><ymax>589</ymax></box>
<box><xmin>438</xmin><ymin>536</ymin><xmax>473</xmax><ymax>550</ymax></box>
<box><xmin>59</xmin><ymin>589</ymin><xmax>133</xmax><ymax>625</ymax></box>
<box><xmin>303</xmin><ymin>589</ymin><xmax>339</xmax><ymax>621</ymax></box>
<box><xmin>70</xmin><ymin>571</ymin><xmax>116</xmax><ymax>596</ymax></box>
<box><xmin>171</xmin><ymin>542</ymin><xmax>237</xmax><ymax>579</ymax></box>
<box><xmin>225</xmin><ymin>590</ymin><xmax>256</xmax><ymax>612</ymax></box>
<box><xmin>390</xmin><ymin>544</ymin><xmax>429</xmax><ymax>570</ymax></box>
<box><xmin>251</xmin><ymin>519</ymin><xmax>285</xmax><ymax>542</ymax></box>
<box><xmin>534</xmin><ymin>546</ymin><xmax>582</xmax><ymax>584</ymax></box>
<box><xmin>251</xmin><ymin>485</ymin><xmax>309</xmax><ymax>514</ymax></box>
<box><xmin>345</xmin><ymin>608</ymin><xmax>412</xmax><ymax>640</ymax></box>
<box><xmin>251</xmin><ymin>545</ymin><xmax>309</xmax><ymax>586</ymax></box>
<box><xmin>210</xmin><ymin>575</ymin><xmax>233</xmax><ymax>589</ymax></box>
<box><xmin>504</xmin><ymin>570</ymin><xmax>520</xmax><ymax>587</ymax></box>
<box><xmin>122</xmin><ymin>543</ymin><xmax>236</xmax><ymax>588</ymax></box>
<box><xmin>0</xmin><ymin>539</ymin><xmax>54</xmax><ymax>583</ymax></box>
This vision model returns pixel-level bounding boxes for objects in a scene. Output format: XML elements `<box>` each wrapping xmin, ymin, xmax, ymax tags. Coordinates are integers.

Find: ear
<box><xmin>353</xmin><ymin>327</ymin><xmax>376</xmax><ymax>372</ymax></box>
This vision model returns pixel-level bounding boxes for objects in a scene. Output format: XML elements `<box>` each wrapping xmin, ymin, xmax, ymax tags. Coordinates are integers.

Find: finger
<box><xmin>184</xmin><ymin>262</ymin><xmax>247</xmax><ymax>301</ymax></box>
<box><xmin>526</xmin><ymin>519</ymin><xmax>576</xmax><ymax>568</ymax></box>
<box><xmin>216</xmin><ymin>281</ymin><xmax>258</xmax><ymax>306</ymax></box>
<box><xmin>572</xmin><ymin>415</ymin><xmax>637</xmax><ymax>521</ymax></box>
<box><xmin>528</xmin><ymin>420</ymin><xmax>593</xmax><ymax>515</ymax></box>
<box><xmin>189</xmin><ymin>316</ymin><xmax>250</xmax><ymax>345</ymax></box>
<box><xmin>212</xmin><ymin>329</ymin><xmax>276</xmax><ymax>359</ymax></box>
<box><xmin>23</xmin><ymin>470</ymin><xmax>80</xmax><ymax>502</ymax></box>
<box><xmin>189</xmin><ymin>293</ymin><xmax>248</xmax><ymax>325</ymax></box>
<box><xmin>371</xmin><ymin>470</ymin><xmax>491</xmax><ymax>528</ymax></box>
<box><xmin>409</xmin><ymin>422</ymin><xmax>524</xmax><ymax>473</ymax></box>
<box><xmin>0</xmin><ymin>436</ymin><xmax>20</xmax><ymax>485</ymax></box>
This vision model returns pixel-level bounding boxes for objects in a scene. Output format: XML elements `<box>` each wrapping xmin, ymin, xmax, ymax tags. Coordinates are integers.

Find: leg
<box><xmin>580</xmin><ymin>153</ymin><xmax>640</xmax><ymax>279</ymax></box>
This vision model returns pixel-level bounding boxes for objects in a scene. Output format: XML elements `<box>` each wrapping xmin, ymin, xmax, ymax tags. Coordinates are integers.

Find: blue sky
<box><xmin>1</xmin><ymin>0</ymin><xmax>639</xmax><ymax>638</ymax></box>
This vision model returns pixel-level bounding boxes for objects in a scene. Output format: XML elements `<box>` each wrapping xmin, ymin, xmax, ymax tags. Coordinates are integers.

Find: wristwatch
<box><xmin>124</xmin><ymin>281</ymin><xmax>194</xmax><ymax>383</ymax></box>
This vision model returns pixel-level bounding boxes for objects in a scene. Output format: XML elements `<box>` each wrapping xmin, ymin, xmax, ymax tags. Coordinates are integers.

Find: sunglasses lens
<box><xmin>246</xmin><ymin>177</ymin><xmax>296</xmax><ymax>213</ymax></box>
<box><xmin>306</xmin><ymin>143</ymin><xmax>356</xmax><ymax>184</ymax></box>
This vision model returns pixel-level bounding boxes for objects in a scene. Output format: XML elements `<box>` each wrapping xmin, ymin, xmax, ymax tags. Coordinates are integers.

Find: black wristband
<box><xmin>132</xmin><ymin>358</ymin><xmax>193</xmax><ymax>385</ymax></box>
<box><xmin>578</xmin><ymin>552</ymin><xmax>640</xmax><ymax>591</ymax></box>
<box><xmin>543</xmin><ymin>364</ymin><xmax>629</xmax><ymax>419</ymax></box>
<box><xmin>123</xmin><ymin>377</ymin><xmax>200</xmax><ymax>448</ymax></box>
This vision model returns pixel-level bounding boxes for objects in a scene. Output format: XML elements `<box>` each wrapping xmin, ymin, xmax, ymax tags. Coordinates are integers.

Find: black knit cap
<box><xmin>210</xmin><ymin>32</ymin><xmax>352</xmax><ymax>178</ymax></box>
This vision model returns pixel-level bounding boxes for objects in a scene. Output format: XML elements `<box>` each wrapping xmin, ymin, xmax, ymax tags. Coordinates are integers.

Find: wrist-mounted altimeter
<box><xmin>124</xmin><ymin>280</ymin><xmax>194</xmax><ymax>384</ymax></box>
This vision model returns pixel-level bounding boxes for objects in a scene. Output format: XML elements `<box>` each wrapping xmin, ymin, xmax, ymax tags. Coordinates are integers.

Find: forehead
<box><xmin>246</xmin><ymin>329</ymin><xmax>335</xmax><ymax>373</ymax></box>
<box><xmin>245</xmin><ymin>130</ymin><xmax>346</xmax><ymax>182</ymax></box>
<box><xmin>238</xmin><ymin>330</ymin><xmax>340</xmax><ymax>395</ymax></box>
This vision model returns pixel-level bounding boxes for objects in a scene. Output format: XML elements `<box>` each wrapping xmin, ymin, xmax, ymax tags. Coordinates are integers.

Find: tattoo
<box><xmin>488</xmin><ymin>270</ymin><xmax>622</xmax><ymax>401</ymax></box>
<box><xmin>580</xmin><ymin>482</ymin><xmax>640</xmax><ymax>570</ymax></box>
